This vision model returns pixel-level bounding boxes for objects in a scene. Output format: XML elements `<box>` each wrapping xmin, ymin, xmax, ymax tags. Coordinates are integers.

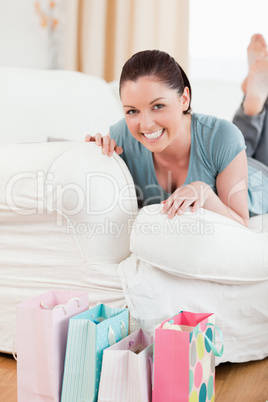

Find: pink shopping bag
<box><xmin>98</xmin><ymin>328</ymin><xmax>153</xmax><ymax>402</ymax></box>
<box><xmin>16</xmin><ymin>290</ymin><xmax>89</xmax><ymax>402</ymax></box>
<box><xmin>152</xmin><ymin>311</ymin><xmax>224</xmax><ymax>402</ymax></box>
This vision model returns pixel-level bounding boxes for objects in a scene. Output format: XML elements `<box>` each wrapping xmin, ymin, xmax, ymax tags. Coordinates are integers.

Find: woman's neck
<box><xmin>154</xmin><ymin>113</ymin><xmax>192</xmax><ymax>166</ymax></box>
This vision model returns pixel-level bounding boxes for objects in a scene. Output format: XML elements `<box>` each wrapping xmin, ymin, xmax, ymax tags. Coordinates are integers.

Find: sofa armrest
<box><xmin>0</xmin><ymin>141</ymin><xmax>138</xmax><ymax>263</ymax></box>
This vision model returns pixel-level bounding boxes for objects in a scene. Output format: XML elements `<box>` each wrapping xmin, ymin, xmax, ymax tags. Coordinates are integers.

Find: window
<box><xmin>189</xmin><ymin>0</ymin><xmax>268</xmax><ymax>82</ymax></box>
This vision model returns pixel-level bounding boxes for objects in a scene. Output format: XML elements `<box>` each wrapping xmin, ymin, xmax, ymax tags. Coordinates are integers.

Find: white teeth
<box><xmin>143</xmin><ymin>129</ymin><xmax>164</xmax><ymax>140</ymax></box>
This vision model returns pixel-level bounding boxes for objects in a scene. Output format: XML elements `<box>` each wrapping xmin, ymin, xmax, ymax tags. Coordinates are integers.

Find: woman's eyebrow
<box><xmin>149</xmin><ymin>97</ymin><xmax>167</xmax><ymax>104</ymax></box>
<box><xmin>123</xmin><ymin>97</ymin><xmax>167</xmax><ymax>108</ymax></box>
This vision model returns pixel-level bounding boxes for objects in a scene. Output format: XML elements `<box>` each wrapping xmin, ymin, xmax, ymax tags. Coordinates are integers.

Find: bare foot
<box><xmin>247</xmin><ymin>33</ymin><xmax>267</xmax><ymax>68</ymax></box>
<box><xmin>241</xmin><ymin>34</ymin><xmax>268</xmax><ymax>94</ymax></box>
<box><xmin>241</xmin><ymin>77</ymin><xmax>247</xmax><ymax>94</ymax></box>
<box><xmin>243</xmin><ymin>56</ymin><xmax>268</xmax><ymax>115</ymax></box>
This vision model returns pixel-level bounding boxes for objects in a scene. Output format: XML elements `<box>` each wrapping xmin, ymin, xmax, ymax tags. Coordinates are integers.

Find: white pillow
<box><xmin>130</xmin><ymin>205</ymin><xmax>268</xmax><ymax>284</ymax></box>
<box><xmin>0</xmin><ymin>67</ymin><xmax>124</xmax><ymax>143</ymax></box>
<box><xmin>249</xmin><ymin>213</ymin><xmax>268</xmax><ymax>232</ymax></box>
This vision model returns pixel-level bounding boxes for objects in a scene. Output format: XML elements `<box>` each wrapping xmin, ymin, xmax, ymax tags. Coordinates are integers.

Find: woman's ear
<box><xmin>181</xmin><ymin>87</ymin><xmax>190</xmax><ymax>112</ymax></box>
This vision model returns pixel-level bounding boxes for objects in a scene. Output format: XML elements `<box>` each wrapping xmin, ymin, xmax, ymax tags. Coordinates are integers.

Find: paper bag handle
<box><xmin>108</xmin><ymin>320</ymin><xmax>127</xmax><ymax>346</ymax></box>
<box><xmin>197</xmin><ymin>323</ymin><xmax>224</xmax><ymax>357</ymax></box>
<box><xmin>12</xmin><ymin>332</ymin><xmax>17</xmax><ymax>361</ymax></box>
<box><xmin>40</xmin><ymin>296</ymin><xmax>82</xmax><ymax>315</ymax></box>
<box><xmin>13</xmin><ymin>297</ymin><xmax>83</xmax><ymax>361</ymax></box>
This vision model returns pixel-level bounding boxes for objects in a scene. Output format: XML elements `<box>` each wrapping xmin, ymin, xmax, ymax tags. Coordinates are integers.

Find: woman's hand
<box><xmin>85</xmin><ymin>133</ymin><xmax>123</xmax><ymax>157</ymax></box>
<box><xmin>161</xmin><ymin>181</ymin><xmax>213</xmax><ymax>219</ymax></box>
<box><xmin>162</xmin><ymin>152</ymin><xmax>249</xmax><ymax>227</ymax></box>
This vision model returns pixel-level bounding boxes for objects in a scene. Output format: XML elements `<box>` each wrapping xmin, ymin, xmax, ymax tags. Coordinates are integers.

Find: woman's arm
<box><xmin>212</xmin><ymin>149</ymin><xmax>249</xmax><ymax>226</ymax></box>
<box><xmin>162</xmin><ymin>150</ymin><xmax>249</xmax><ymax>226</ymax></box>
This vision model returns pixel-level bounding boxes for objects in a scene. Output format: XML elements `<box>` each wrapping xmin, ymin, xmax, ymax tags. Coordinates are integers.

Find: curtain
<box><xmin>64</xmin><ymin>0</ymin><xmax>189</xmax><ymax>82</ymax></box>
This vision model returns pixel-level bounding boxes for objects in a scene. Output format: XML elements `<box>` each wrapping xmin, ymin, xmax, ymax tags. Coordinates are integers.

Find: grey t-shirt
<box><xmin>110</xmin><ymin>113</ymin><xmax>246</xmax><ymax>208</ymax></box>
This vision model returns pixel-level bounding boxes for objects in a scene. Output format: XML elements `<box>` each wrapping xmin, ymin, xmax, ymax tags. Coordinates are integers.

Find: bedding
<box><xmin>119</xmin><ymin>256</ymin><xmax>268</xmax><ymax>364</ymax></box>
<box><xmin>129</xmin><ymin>205</ymin><xmax>268</xmax><ymax>284</ymax></box>
<box><xmin>1</xmin><ymin>66</ymin><xmax>267</xmax><ymax>366</ymax></box>
<box><xmin>0</xmin><ymin>142</ymin><xmax>138</xmax><ymax>353</ymax></box>
<box><xmin>118</xmin><ymin>206</ymin><xmax>268</xmax><ymax>364</ymax></box>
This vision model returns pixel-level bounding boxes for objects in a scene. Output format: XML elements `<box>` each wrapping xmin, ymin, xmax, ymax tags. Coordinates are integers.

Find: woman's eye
<box><xmin>126</xmin><ymin>109</ymin><xmax>137</xmax><ymax>115</ymax></box>
<box><xmin>153</xmin><ymin>104</ymin><xmax>164</xmax><ymax>110</ymax></box>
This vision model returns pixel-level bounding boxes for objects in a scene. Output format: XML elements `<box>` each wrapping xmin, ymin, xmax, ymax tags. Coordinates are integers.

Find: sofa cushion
<box><xmin>0</xmin><ymin>67</ymin><xmax>124</xmax><ymax>143</ymax></box>
<box><xmin>129</xmin><ymin>205</ymin><xmax>268</xmax><ymax>284</ymax></box>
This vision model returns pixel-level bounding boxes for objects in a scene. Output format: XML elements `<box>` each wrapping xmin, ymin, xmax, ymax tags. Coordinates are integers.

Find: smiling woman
<box><xmin>120</xmin><ymin>76</ymin><xmax>190</xmax><ymax>153</ymax></box>
<box><xmin>85</xmin><ymin>49</ymin><xmax>257</xmax><ymax>226</ymax></box>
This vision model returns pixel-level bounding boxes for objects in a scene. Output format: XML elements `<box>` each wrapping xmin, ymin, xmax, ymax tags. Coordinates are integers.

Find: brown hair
<box><xmin>119</xmin><ymin>50</ymin><xmax>192</xmax><ymax>114</ymax></box>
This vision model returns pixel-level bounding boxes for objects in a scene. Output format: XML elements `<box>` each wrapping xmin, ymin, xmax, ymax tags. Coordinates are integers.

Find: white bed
<box><xmin>0</xmin><ymin>66</ymin><xmax>267</xmax><ymax>367</ymax></box>
<box><xmin>118</xmin><ymin>206</ymin><xmax>268</xmax><ymax>365</ymax></box>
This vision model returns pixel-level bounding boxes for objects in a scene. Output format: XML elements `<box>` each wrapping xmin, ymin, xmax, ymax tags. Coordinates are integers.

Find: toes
<box><xmin>250</xmin><ymin>33</ymin><xmax>266</xmax><ymax>45</ymax></box>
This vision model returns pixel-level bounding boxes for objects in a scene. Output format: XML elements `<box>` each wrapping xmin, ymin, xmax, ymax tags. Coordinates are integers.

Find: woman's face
<box><xmin>120</xmin><ymin>75</ymin><xmax>190</xmax><ymax>153</ymax></box>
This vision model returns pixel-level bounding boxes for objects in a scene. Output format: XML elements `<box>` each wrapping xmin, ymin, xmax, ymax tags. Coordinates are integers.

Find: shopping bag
<box><xmin>16</xmin><ymin>290</ymin><xmax>89</xmax><ymax>402</ymax></box>
<box><xmin>98</xmin><ymin>328</ymin><xmax>153</xmax><ymax>402</ymax></box>
<box><xmin>152</xmin><ymin>311</ymin><xmax>224</xmax><ymax>402</ymax></box>
<box><xmin>61</xmin><ymin>303</ymin><xmax>129</xmax><ymax>402</ymax></box>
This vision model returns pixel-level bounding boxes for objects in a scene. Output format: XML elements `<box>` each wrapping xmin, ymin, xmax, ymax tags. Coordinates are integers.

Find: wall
<box><xmin>0</xmin><ymin>0</ymin><xmax>66</xmax><ymax>69</ymax></box>
<box><xmin>189</xmin><ymin>0</ymin><xmax>268</xmax><ymax>82</ymax></box>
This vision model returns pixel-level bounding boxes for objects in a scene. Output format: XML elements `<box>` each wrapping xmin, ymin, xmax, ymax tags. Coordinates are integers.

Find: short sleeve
<box><xmin>109</xmin><ymin>118</ymin><xmax>128</xmax><ymax>147</ymax></box>
<box><xmin>211</xmin><ymin>119</ymin><xmax>246</xmax><ymax>174</ymax></box>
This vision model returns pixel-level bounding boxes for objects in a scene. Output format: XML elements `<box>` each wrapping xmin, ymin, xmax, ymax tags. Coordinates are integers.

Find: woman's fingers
<box><xmin>85</xmin><ymin>133</ymin><xmax>102</xmax><ymax>143</ymax></box>
<box><xmin>85</xmin><ymin>134</ymin><xmax>92</xmax><ymax>142</ymax></box>
<box><xmin>176</xmin><ymin>192</ymin><xmax>198</xmax><ymax>213</ymax></box>
<box><xmin>191</xmin><ymin>199</ymin><xmax>200</xmax><ymax>213</ymax></box>
<box><xmin>95</xmin><ymin>133</ymin><xmax>103</xmax><ymax>147</ymax></box>
<box><xmin>101</xmin><ymin>135</ymin><xmax>111</xmax><ymax>154</ymax></box>
<box><xmin>115</xmin><ymin>146</ymin><xmax>123</xmax><ymax>155</ymax></box>
<box><xmin>108</xmin><ymin>138</ymin><xmax>117</xmax><ymax>156</ymax></box>
<box><xmin>162</xmin><ymin>185</ymin><xmax>200</xmax><ymax>218</ymax></box>
<box><xmin>168</xmin><ymin>198</ymin><xmax>191</xmax><ymax>218</ymax></box>
<box><xmin>85</xmin><ymin>133</ymin><xmax>123</xmax><ymax>157</ymax></box>
<box><xmin>161</xmin><ymin>189</ymin><xmax>181</xmax><ymax>215</ymax></box>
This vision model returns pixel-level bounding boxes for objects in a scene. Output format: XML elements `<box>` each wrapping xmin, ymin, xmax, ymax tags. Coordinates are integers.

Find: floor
<box><xmin>0</xmin><ymin>353</ymin><xmax>268</xmax><ymax>401</ymax></box>
<box><xmin>215</xmin><ymin>357</ymin><xmax>268</xmax><ymax>402</ymax></box>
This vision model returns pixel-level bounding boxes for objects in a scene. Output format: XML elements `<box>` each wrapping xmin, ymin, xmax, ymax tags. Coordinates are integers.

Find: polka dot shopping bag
<box><xmin>61</xmin><ymin>304</ymin><xmax>129</xmax><ymax>402</ymax></box>
<box><xmin>152</xmin><ymin>311</ymin><xmax>223</xmax><ymax>402</ymax></box>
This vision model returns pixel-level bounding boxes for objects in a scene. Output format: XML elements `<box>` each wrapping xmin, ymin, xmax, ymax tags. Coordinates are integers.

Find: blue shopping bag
<box><xmin>61</xmin><ymin>304</ymin><xmax>129</xmax><ymax>402</ymax></box>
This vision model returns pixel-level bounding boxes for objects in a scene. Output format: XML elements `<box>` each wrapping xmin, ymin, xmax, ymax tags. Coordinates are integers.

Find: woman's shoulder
<box><xmin>191</xmin><ymin>113</ymin><xmax>246</xmax><ymax>174</ymax></box>
<box><xmin>192</xmin><ymin>112</ymin><xmax>238</xmax><ymax>129</ymax></box>
<box><xmin>192</xmin><ymin>112</ymin><xmax>245</xmax><ymax>144</ymax></box>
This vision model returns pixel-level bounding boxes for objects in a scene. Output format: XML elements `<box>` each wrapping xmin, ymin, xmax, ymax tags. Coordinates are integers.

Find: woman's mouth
<box><xmin>143</xmin><ymin>129</ymin><xmax>165</xmax><ymax>141</ymax></box>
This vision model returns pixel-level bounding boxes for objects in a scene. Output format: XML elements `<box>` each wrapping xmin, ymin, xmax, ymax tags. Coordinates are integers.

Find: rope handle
<box><xmin>196</xmin><ymin>323</ymin><xmax>224</xmax><ymax>357</ymax></box>
<box><xmin>12</xmin><ymin>332</ymin><xmax>17</xmax><ymax>361</ymax></box>
<box><xmin>108</xmin><ymin>326</ymin><xmax>116</xmax><ymax>346</ymax></box>
<box><xmin>40</xmin><ymin>296</ymin><xmax>81</xmax><ymax>315</ymax></box>
<box><xmin>108</xmin><ymin>320</ymin><xmax>127</xmax><ymax>346</ymax></box>
<box><xmin>13</xmin><ymin>297</ymin><xmax>82</xmax><ymax>361</ymax></box>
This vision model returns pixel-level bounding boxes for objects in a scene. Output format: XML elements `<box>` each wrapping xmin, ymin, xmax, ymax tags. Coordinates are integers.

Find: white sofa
<box><xmin>0</xmin><ymin>67</ymin><xmax>268</xmax><ymax>366</ymax></box>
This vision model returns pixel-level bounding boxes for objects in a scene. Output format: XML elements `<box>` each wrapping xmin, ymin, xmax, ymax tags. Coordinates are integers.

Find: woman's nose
<box><xmin>139</xmin><ymin>112</ymin><xmax>154</xmax><ymax>132</ymax></box>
